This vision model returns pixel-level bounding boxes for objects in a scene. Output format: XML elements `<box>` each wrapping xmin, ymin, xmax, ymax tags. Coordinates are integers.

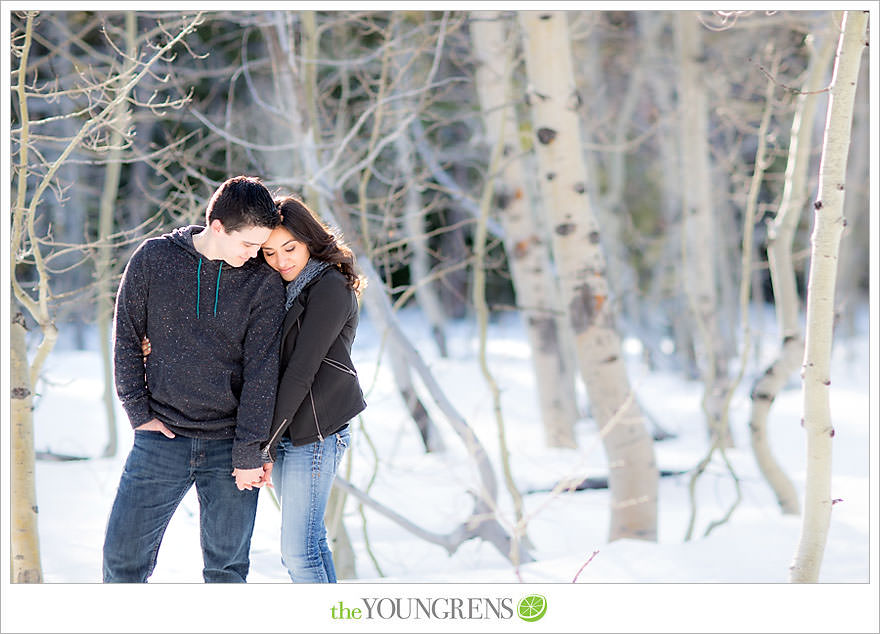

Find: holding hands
<box><xmin>232</xmin><ymin>463</ymin><xmax>273</xmax><ymax>491</ymax></box>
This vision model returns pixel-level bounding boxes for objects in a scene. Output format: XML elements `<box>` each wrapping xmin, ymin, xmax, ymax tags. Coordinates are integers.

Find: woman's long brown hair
<box><xmin>274</xmin><ymin>195</ymin><xmax>365</xmax><ymax>296</ymax></box>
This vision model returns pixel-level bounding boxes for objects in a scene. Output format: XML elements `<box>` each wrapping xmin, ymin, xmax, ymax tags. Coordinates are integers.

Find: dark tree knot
<box><xmin>12</xmin><ymin>387</ymin><xmax>31</xmax><ymax>400</ymax></box>
<box><xmin>569</xmin><ymin>283</ymin><xmax>594</xmax><ymax>333</ymax></box>
<box><xmin>495</xmin><ymin>190</ymin><xmax>511</xmax><ymax>210</ymax></box>
<box><xmin>537</xmin><ymin>127</ymin><xmax>558</xmax><ymax>144</ymax></box>
<box><xmin>555</xmin><ymin>223</ymin><xmax>576</xmax><ymax>236</ymax></box>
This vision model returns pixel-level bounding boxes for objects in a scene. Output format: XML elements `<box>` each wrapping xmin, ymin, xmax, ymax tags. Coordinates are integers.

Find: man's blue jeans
<box><xmin>272</xmin><ymin>427</ymin><xmax>350</xmax><ymax>583</ymax></box>
<box><xmin>102</xmin><ymin>430</ymin><xmax>259</xmax><ymax>583</ymax></box>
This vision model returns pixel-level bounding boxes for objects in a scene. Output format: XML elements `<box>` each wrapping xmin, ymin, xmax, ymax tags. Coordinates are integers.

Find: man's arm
<box><xmin>113</xmin><ymin>243</ymin><xmax>155</xmax><ymax>429</ymax></box>
<box><xmin>232</xmin><ymin>272</ymin><xmax>285</xmax><ymax>470</ymax></box>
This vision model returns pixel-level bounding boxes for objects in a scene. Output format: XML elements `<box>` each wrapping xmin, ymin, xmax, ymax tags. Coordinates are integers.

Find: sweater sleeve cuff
<box><xmin>123</xmin><ymin>398</ymin><xmax>153</xmax><ymax>429</ymax></box>
<box><xmin>232</xmin><ymin>442</ymin><xmax>264</xmax><ymax>470</ymax></box>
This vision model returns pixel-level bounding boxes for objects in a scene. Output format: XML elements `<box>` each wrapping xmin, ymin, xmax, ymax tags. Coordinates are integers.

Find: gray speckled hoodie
<box><xmin>113</xmin><ymin>225</ymin><xmax>285</xmax><ymax>469</ymax></box>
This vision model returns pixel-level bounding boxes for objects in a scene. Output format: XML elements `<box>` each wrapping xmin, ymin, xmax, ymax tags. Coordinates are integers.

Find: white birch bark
<box><xmin>470</xmin><ymin>10</ymin><xmax>578</xmax><ymax>448</ymax></box>
<box><xmin>750</xmin><ymin>28</ymin><xmax>836</xmax><ymax>516</ymax></box>
<box><xmin>519</xmin><ymin>10</ymin><xmax>658</xmax><ymax>541</ymax></box>
<box><xmin>675</xmin><ymin>12</ymin><xmax>733</xmax><ymax>447</ymax></box>
<box><xmin>835</xmin><ymin>56</ymin><xmax>870</xmax><ymax>335</ymax></box>
<box><xmin>574</xmin><ymin>22</ymin><xmax>633</xmax><ymax>332</ymax></box>
<box><xmin>790</xmin><ymin>10</ymin><xmax>867</xmax><ymax>584</ymax></box>
<box><xmin>10</xmin><ymin>313</ymin><xmax>43</xmax><ymax>583</ymax></box>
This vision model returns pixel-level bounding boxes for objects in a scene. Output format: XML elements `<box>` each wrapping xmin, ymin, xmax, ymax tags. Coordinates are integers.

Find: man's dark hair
<box><xmin>206</xmin><ymin>176</ymin><xmax>280</xmax><ymax>233</ymax></box>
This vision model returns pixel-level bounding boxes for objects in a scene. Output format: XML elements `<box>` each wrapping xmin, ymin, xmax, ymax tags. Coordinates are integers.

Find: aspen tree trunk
<box><xmin>675</xmin><ymin>12</ymin><xmax>733</xmax><ymax>448</ymax></box>
<box><xmin>638</xmin><ymin>13</ymin><xmax>698</xmax><ymax>378</ymax></box>
<box><xmin>392</xmin><ymin>20</ymin><xmax>448</xmax><ymax>357</ymax></box>
<box><xmin>10</xmin><ymin>13</ymin><xmax>50</xmax><ymax>582</ymax></box>
<box><xmin>470</xmin><ymin>10</ymin><xmax>578</xmax><ymax>448</ymax></box>
<box><xmin>519</xmin><ymin>11</ymin><xmax>658</xmax><ymax>541</ymax></box>
<box><xmin>10</xmin><ymin>313</ymin><xmax>43</xmax><ymax>583</ymax></box>
<box><xmin>96</xmin><ymin>11</ymin><xmax>137</xmax><ymax>458</ymax></box>
<box><xmin>790</xmin><ymin>10</ymin><xmax>867</xmax><ymax>584</ymax></box>
<box><xmin>750</xmin><ymin>29</ymin><xmax>836</xmax><ymax>516</ymax></box>
<box><xmin>574</xmin><ymin>22</ymin><xmax>632</xmax><ymax>333</ymax></box>
<box><xmin>48</xmin><ymin>14</ymin><xmax>89</xmax><ymax>335</ymax></box>
<box><xmin>835</xmin><ymin>57</ymin><xmax>870</xmax><ymax>336</ymax></box>
<box><xmin>595</xmin><ymin>24</ymin><xmax>645</xmax><ymax>339</ymax></box>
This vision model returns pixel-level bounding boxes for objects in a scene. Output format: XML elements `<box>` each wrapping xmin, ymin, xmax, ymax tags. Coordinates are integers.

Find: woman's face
<box><xmin>261</xmin><ymin>226</ymin><xmax>311</xmax><ymax>282</ymax></box>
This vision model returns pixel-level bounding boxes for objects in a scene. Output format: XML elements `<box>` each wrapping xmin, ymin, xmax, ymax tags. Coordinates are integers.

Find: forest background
<box><xmin>4</xmin><ymin>4</ymin><xmax>878</xmax><ymax>634</ymax></box>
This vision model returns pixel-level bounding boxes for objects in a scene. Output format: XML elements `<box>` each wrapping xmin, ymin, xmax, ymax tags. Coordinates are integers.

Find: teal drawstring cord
<box><xmin>196</xmin><ymin>258</ymin><xmax>203</xmax><ymax>318</ymax></box>
<box><xmin>213</xmin><ymin>262</ymin><xmax>222</xmax><ymax>317</ymax></box>
<box><xmin>196</xmin><ymin>259</ymin><xmax>222</xmax><ymax>318</ymax></box>
<box><xmin>196</xmin><ymin>258</ymin><xmax>223</xmax><ymax>319</ymax></box>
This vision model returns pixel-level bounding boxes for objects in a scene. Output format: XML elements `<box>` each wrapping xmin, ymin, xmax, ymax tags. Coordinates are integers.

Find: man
<box><xmin>103</xmin><ymin>175</ymin><xmax>284</xmax><ymax>582</ymax></box>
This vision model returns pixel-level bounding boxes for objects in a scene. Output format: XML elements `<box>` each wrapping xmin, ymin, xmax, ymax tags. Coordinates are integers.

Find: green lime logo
<box><xmin>517</xmin><ymin>594</ymin><xmax>547</xmax><ymax>622</ymax></box>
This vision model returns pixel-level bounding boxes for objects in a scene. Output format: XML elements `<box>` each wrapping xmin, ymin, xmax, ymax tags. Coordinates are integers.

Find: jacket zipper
<box><xmin>310</xmin><ymin>389</ymin><xmax>323</xmax><ymax>442</ymax></box>
<box><xmin>322</xmin><ymin>357</ymin><xmax>357</xmax><ymax>376</ymax></box>
<box><xmin>264</xmin><ymin>418</ymin><xmax>289</xmax><ymax>450</ymax></box>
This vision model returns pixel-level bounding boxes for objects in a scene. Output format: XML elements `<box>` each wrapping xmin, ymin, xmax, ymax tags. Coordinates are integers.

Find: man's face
<box><xmin>211</xmin><ymin>220</ymin><xmax>273</xmax><ymax>267</ymax></box>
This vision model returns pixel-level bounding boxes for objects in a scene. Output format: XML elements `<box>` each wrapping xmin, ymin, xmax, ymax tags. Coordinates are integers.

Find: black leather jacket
<box><xmin>262</xmin><ymin>266</ymin><xmax>365</xmax><ymax>460</ymax></box>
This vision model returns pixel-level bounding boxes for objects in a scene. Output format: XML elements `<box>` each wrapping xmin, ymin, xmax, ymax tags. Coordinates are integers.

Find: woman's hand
<box><xmin>258</xmin><ymin>462</ymin><xmax>274</xmax><ymax>488</ymax></box>
<box><xmin>141</xmin><ymin>336</ymin><xmax>151</xmax><ymax>359</ymax></box>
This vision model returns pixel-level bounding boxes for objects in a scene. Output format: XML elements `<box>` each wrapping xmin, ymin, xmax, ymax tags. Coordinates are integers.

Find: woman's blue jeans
<box><xmin>102</xmin><ymin>430</ymin><xmax>260</xmax><ymax>583</ymax></box>
<box><xmin>272</xmin><ymin>427</ymin><xmax>350</xmax><ymax>583</ymax></box>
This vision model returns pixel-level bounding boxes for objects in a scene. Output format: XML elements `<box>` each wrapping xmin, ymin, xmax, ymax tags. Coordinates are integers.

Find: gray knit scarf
<box><xmin>285</xmin><ymin>258</ymin><xmax>332</xmax><ymax>310</ymax></box>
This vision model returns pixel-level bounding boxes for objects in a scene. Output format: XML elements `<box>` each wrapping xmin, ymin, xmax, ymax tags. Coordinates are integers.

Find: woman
<box><xmin>143</xmin><ymin>195</ymin><xmax>366</xmax><ymax>583</ymax></box>
<box><xmin>257</xmin><ymin>195</ymin><xmax>366</xmax><ymax>583</ymax></box>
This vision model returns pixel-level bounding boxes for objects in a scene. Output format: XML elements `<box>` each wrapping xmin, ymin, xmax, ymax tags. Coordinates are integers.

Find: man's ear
<box><xmin>209</xmin><ymin>219</ymin><xmax>225</xmax><ymax>235</ymax></box>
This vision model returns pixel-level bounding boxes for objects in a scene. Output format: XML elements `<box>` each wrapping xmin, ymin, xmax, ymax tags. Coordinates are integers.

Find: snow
<box><xmin>2</xmin><ymin>305</ymin><xmax>877</xmax><ymax>633</ymax></box>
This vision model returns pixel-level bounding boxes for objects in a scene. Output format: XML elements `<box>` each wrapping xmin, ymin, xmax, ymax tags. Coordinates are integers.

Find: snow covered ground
<box><xmin>3</xmin><ymin>305</ymin><xmax>877</xmax><ymax>633</ymax></box>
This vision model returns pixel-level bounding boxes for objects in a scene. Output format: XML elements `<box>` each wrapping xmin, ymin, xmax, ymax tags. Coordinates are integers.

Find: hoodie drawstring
<box><xmin>196</xmin><ymin>258</ymin><xmax>203</xmax><ymax>318</ymax></box>
<box><xmin>196</xmin><ymin>258</ymin><xmax>223</xmax><ymax>318</ymax></box>
<box><xmin>213</xmin><ymin>262</ymin><xmax>223</xmax><ymax>316</ymax></box>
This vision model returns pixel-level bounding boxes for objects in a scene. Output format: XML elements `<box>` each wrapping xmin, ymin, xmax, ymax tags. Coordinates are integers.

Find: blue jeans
<box><xmin>102</xmin><ymin>430</ymin><xmax>259</xmax><ymax>583</ymax></box>
<box><xmin>272</xmin><ymin>427</ymin><xmax>350</xmax><ymax>583</ymax></box>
